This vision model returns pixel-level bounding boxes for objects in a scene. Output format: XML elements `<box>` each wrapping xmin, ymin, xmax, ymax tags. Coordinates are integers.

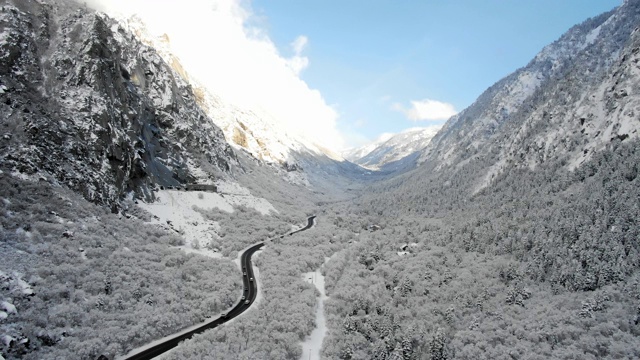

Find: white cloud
<box><xmin>88</xmin><ymin>0</ymin><xmax>345</xmax><ymax>151</ymax></box>
<box><xmin>286</xmin><ymin>35</ymin><xmax>309</xmax><ymax>74</ymax></box>
<box><xmin>291</xmin><ymin>35</ymin><xmax>308</xmax><ymax>55</ymax></box>
<box><xmin>393</xmin><ymin>99</ymin><xmax>457</xmax><ymax>121</ymax></box>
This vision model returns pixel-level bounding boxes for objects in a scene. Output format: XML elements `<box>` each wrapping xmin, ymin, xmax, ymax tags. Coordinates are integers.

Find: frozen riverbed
<box><xmin>300</xmin><ymin>267</ymin><xmax>328</xmax><ymax>360</ymax></box>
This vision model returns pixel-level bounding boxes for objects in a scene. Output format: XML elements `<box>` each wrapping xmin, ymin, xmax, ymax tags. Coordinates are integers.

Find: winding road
<box><xmin>119</xmin><ymin>215</ymin><xmax>317</xmax><ymax>360</ymax></box>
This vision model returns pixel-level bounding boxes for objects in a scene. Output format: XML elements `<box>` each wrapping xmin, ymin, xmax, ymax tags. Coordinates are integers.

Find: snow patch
<box><xmin>0</xmin><ymin>29</ymin><xmax>10</xmax><ymax>44</ymax></box>
<box><xmin>175</xmin><ymin>246</ymin><xmax>222</xmax><ymax>259</ymax></box>
<box><xmin>2</xmin><ymin>335</ymin><xmax>15</xmax><ymax>347</ymax></box>
<box><xmin>15</xmin><ymin>276</ymin><xmax>33</xmax><ymax>296</ymax></box>
<box><xmin>584</xmin><ymin>25</ymin><xmax>602</xmax><ymax>47</ymax></box>
<box><xmin>499</xmin><ymin>71</ymin><xmax>542</xmax><ymax>114</ymax></box>
<box><xmin>138</xmin><ymin>187</ymin><xmax>276</xmax><ymax>252</ymax></box>
<box><xmin>0</xmin><ymin>271</ymin><xmax>34</xmax><ymax>296</ymax></box>
<box><xmin>9</xmin><ymin>171</ymin><xmax>34</xmax><ymax>182</ymax></box>
<box><xmin>215</xmin><ymin>181</ymin><xmax>252</xmax><ymax>196</ymax></box>
<box><xmin>474</xmin><ymin>157</ymin><xmax>507</xmax><ymax>194</ymax></box>
<box><xmin>0</xmin><ymin>301</ymin><xmax>16</xmax><ymax>314</ymax></box>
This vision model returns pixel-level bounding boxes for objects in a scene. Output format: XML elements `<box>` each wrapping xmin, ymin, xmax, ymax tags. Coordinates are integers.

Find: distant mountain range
<box><xmin>342</xmin><ymin>126</ymin><xmax>440</xmax><ymax>170</ymax></box>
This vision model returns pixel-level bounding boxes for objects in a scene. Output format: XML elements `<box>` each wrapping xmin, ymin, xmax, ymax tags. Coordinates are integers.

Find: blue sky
<box><xmin>250</xmin><ymin>0</ymin><xmax>621</xmax><ymax>147</ymax></box>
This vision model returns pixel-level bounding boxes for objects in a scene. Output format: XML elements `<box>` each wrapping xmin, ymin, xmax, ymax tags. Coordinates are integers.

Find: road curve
<box><xmin>118</xmin><ymin>215</ymin><xmax>317</xmax><ymax>360</ymax></box>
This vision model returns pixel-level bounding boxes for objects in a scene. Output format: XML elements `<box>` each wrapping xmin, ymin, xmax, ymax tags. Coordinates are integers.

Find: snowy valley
<box><xmin>1</xmin><ymin>0</ymin><xmax>640</xmax><ymax>360</ymax></box>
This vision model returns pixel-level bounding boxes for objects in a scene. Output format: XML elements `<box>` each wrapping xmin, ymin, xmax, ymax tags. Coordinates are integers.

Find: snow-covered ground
<box><xmin>300</xmin><ymin>266</ymin><xmax>328</xmax><ymax>360</ymax></box>
<box><xmin>0</xmin><ymin>270</ymin><xmax>34</xmax><ymax>297</ymax></box>
<box><xmin>137</xmin><ymin>182</ymin><xmax>276</xmax><ymax>252</ymax></box>
<box><xmin>176</xmin><ymin>246</ymin><xmax>223</xmax><ymax>259</ymax></box>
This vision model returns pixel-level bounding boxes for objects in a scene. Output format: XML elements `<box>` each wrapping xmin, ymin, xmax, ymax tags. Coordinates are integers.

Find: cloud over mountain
<box><xmin>88</xmin><ymin>0</ymin><xmax>346</xmax><ymax>151</ymax></box>
<box><xmin>392</xmin><ymin>98</ymin><xmax>458</xmax><ymax>121</ymax></box>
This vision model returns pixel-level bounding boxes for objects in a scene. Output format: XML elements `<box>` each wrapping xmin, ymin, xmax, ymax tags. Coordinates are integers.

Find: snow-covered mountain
<box><xmin>343</xmin><ymin>126</ymin><xmax>440</xmax><ymax>170</ymax></box>
<box><xmin>417</xmin><ymin>0</ymin><xmax>640</xmax><ymax>192</ymax></box>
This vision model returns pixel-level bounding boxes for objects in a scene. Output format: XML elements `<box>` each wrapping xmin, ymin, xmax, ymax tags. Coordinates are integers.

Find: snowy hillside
<box><xmin>418</xmin><ymin>0</ymin><xmax>640</xmax><ymax>192</ymax></box>
<box><xmin>343</xmin><ymin>126</ymin><xmax>440</xmax><ymax>170</ymax></box>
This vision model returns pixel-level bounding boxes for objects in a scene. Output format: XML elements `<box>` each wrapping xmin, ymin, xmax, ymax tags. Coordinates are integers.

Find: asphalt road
<box><xmin>118</xmin><ymin>215</ymin><xmax>316</xmax><ymax>360</ymax></box>
<box><xmin>291</xmin><ymin>215</ymin><xmax>316</xmax><ymax>235</ymax></box>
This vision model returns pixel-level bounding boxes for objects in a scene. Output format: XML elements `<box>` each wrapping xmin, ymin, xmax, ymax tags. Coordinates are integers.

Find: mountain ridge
<box><xmin>343</xmin><ymin>126</ymin><xmax>440</xmax><ymax>170</ymax></box>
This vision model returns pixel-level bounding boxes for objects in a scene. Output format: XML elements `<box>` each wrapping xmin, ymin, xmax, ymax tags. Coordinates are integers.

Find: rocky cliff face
<box><xmin>0</xmin><ymin>0</ymin><xmax>235</xmax><ymax>209</ymax></box>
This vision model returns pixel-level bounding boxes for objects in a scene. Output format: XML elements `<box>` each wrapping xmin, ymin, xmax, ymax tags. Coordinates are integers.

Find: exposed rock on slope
<box><xmin>0</xmin><ymin>0</ymin><xmax>235</xmax><ymax>209</ymax></box>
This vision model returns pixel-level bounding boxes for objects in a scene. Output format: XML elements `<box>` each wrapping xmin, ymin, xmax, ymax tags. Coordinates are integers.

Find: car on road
<box><xmin>221</xmin><ymin>313</ymin><xmax>227</xmax><ymax>319</ymax></box>
<box><xmin>249</xmin><ymin>277</ymin><xmax>253</xmax><ymax>282</ymax></box>
<box><xmin>244</xmin><ymin>300</ymin><xmax>250</xmax><ymax>304</ymax></box>
<box><xmin>242</xmin><ymin>295</ymin><xmax>246</xmax><ymax>300</ymax></box>
<box><xmin>243</xmin><ymin>271</ymin><xmax>247</xmax><ymax>276</ymax></box>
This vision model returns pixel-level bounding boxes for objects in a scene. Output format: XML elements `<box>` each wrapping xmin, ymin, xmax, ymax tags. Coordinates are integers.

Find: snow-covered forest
<box><xmin>0</xmin><ymin>175</ymin><xmax>242</xmax><ymax>358</ymax></box>
<box><xmin>319</xmin><ymin>138</ymin><xmax>640</xmax><ymax>359</ymax></box>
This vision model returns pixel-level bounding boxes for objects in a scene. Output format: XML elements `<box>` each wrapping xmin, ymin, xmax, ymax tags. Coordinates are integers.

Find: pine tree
<box><xmin>429</xmin><ymin>328</ymin><xmax>447</xmax><ymax>360</ymax></box>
